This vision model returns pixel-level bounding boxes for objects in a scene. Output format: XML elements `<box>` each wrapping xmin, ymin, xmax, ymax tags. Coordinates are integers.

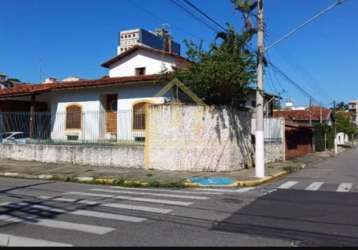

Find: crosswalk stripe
<box><xmin>0</xmin><ymin>215</ymin><xmax>114</xmax><ymax>235</ymax></box>
<box><xmin>337</xmin><ymin>183</ymin><xmax>353</xmax><ymax>192</ymax></box>
<box><xmin>0</xmin><ymin>233</ymin><xmax>72</xmax><ymax>247</ymax></box>
<box><xmin>277</xmin><ymin>181</ymin><xmax>298</xmax><ymax>189</ymax></box>
<box><xmin>91</xmin><ymin>188</ymin><xmax>209</xmax><ymax>200</ymax></box>
<box><xmin>194</xmin><ymin>188</ymin><xmax>255</xmax><ymax>193</ymax></box>
<box><xmin>65</xmin><ymin>192</ymin><xmax>192</xmax><ymax>206</ymax></box>
<box><xmin>103</xmin><ymin>203</ymin><xmax>172</xmax><ymax>214</ymax></box>
<box><xmin>69</xmin><ymin>210</ymin><xmax>146</xmax><ymax>222</ymax></box>
<box><xmin>19</xmin><ymin>204</ymin><xmax>146</xmax><ymax>223</ymax></box>
<box><xmin>38</xmin><ymin>196</ymin><xmax>172</xmax><ymax>214</ymax></box>
<box><xmin>109</xmin><ymin>186</ymin><xmax>224</xmax><ymax>195</ymax></box>
<box><xmin>305</xmin><ymin>182</ymin><xmax>324</xmax><ymax>191</ymax></box>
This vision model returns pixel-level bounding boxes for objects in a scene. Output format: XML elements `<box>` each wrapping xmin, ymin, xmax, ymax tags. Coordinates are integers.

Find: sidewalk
<box><xmin>0</xmin><ymin>148</ymin><xmax>345</xmax><ymax>188</ymax></box>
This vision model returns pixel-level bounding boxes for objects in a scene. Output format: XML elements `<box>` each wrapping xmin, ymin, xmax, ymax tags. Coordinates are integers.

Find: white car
<box><xmin>0</xmin><ymin>132</ymin><xmax>29</xmax><ymax>144</ymax></box>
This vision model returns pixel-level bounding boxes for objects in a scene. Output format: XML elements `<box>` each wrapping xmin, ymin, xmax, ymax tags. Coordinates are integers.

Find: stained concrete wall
<box><xmin>0</xmin><ymin>144</ymin><xmax>144</xmax><ymax>168</ymax></box>
<box><xmin>145</xmin><ymin>105</ymin><xmax>254</xmax><ymax>172</ymax></box>
<box><xmin>264</xmin><ymin>141</ymin><xmax>285</xmax><ymax>163</ymax></box>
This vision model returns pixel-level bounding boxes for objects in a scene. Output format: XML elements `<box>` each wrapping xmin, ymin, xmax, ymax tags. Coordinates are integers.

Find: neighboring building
<box><xmin>348</xmin><ymin>100</ymin><xmax>358</xmax><ymax>125</ymax></box>
<box><xmin>241</xmin><ymin>89</ymin><xmax>280</xmax><ymax>117</ymax></box>
<box><xmin>0</xmin><ymin>74</ymin><xmax>24</xmax><ymax>89</ymax></box>
<box><xmin>118</xmin><ymin>28</ymin><xmax>181</xmax><ymax>56</ymax></box>
<box><xmin>273</xmin><ymin>106</ymin><xmax>334</xmax><ymax>126</ymax></box>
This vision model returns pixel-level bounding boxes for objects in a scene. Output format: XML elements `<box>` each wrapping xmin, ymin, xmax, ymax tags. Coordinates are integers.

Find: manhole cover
<box><xmin>188</xmin><ymin>176</ymin><xmax>235</xmax><ymax>186</ymax></box>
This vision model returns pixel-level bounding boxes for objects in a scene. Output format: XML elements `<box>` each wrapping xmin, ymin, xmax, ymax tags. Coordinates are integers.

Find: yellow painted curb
<box><xmin>235</xmin><ymin>171</ymin><xmax>288</xmax><ymax>187</ymax></box>
<box><xmin>94</xmin><ymin>178</ymin><xmax>115</xmax><ymax>184</ymax></box>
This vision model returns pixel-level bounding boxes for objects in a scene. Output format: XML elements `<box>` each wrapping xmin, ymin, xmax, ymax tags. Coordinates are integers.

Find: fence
<box><xmin>0</xmin><ymin>110</ymin><xmax>145</xmax><ymax>145</ymax></box>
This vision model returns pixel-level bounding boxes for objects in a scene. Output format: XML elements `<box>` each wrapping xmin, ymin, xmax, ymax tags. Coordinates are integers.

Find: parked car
<box><xmin>0</xmin><ymin>132</ymin><xmax>29</xmax><ymax>144</ymax></box>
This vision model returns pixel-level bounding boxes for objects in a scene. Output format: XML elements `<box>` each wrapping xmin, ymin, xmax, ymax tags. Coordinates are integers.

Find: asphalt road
<box><xmin>0</xmin><ymin>148</ymin><xmax>357</xmax><ymax>246</ymax></box>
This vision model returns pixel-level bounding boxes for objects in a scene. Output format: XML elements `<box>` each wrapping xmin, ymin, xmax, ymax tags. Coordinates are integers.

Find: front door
<box><xmin>105</xmin><ymin>94</ymin><xmax>118</xmax><ymax>136</ymax></box>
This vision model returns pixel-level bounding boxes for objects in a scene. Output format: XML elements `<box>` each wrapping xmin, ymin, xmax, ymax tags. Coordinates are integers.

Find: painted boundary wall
<box><xmin>144</xmin><ymin>105</ymin><xmax>254</xmax><ymax>172</ymax></box>
<box><xmin>0</xmin><ymin>144</ymin><xmax>144</xmax><ymax>168</ymax></box>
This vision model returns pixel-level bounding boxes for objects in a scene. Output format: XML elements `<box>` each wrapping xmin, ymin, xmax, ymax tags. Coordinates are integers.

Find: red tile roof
<box><xmin>101</xmin><ymin>45</ymin><xmax>192</xmax><ymax>68</ymax></box>
<box><xmin>0</xmin><ymin>74</ymin><xmax>168</xmax><ymax>98</ymax></box>
<box><xmin>273</xmin><ymin>106</ymin><xmax>332</xmax><ymax>122</ymax></box>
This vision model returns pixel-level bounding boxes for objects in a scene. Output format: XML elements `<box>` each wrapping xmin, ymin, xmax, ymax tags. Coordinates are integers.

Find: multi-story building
<box><xmin>117</xmin><ymin>28</ymin><xmax>181</xmax><ymax>56</ymax></box>
<box><xmin>348</xmin><ymin>100</ymin><xmax>358</xmax><ymax>125</ymax></box>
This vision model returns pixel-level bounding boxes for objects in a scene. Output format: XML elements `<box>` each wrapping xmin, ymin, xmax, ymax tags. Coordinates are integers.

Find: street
<box><xmin>0</xmin><ymin>148</ymin><xmax>357</xmax><ymax>246</ymax></box>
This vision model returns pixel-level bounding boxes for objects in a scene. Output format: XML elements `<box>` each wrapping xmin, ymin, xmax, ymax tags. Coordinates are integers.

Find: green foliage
<box><xmin>175</xmin><ymin>24</ymin><xmax>257</xmax><ymax>106</ymax></box>
<box><xmin>336</xmin><ymin>102</ymin><xmax>349</xmax><ymax>111</ymax></box>
<box><xmin>336</xmin><ymin>112</ymin><xmax>357</xmax><ymax>136</ymax></box>
<box><xmin>314</xmin><ymin>124</ymin><xmax>335</xmax><ymax>151</ymax></box>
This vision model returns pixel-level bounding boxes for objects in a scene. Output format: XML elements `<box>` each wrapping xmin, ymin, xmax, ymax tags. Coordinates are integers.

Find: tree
<box><xmin>174</xmin><ymin>1</ymin><xmax>259</xmax><ymax>107</ymax></box>
<box><xmin>336</xmin><ymin>101</ymin><xmax>348</xmax><ymax>111</ymax></box>
<box><xmin>336</xmin><ymin>112</ymin><xmax>357</xmax><ymax>136</ymax></box>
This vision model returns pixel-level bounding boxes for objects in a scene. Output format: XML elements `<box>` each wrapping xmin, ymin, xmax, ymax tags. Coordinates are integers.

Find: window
<box><xmin>133</xmin><ymin>103</ymin><xmax>146</xmax><ymax>130</ymax></box>
<box><xmin>251</xmin><ymin>100</ymin><xmax>257</xmax><ymax>107</ymax></box>
<box><xmin>135</xmin><ymin>67</ymin><xmax>146</xmax><ymax>76</ymax></box>
<box><xmin>66</xmin><ymin>105</ymin><xmax>82</xmax><ymax>129</ymax></box>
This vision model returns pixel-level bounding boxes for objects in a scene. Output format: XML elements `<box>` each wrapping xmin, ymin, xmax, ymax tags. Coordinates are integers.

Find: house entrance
<box><xmin>105</xmin><ymin>94</ymin><xmax>118</xmax><ymax>138</ymax></box>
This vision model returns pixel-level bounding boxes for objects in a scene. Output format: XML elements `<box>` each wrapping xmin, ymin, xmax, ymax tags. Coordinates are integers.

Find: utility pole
<box><xmin>255</xmin><ymin>0</ymin><xmax>265</xmax><ymax>178</ymax></box>
<box><xmin>333</xmin><ymin>100</ymin><xmax>338</xmax><ymax>154</ymax></box>
<box><xmin>309</xmin><ymin>97</ymin><xmax>313</xmax><ymax>126</ymax></box>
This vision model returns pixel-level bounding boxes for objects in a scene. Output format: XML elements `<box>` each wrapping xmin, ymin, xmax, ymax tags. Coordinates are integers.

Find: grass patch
<box><xmin>282</xmin><ymin>164</ymin><xmax>302</xmax><ymax>174</ymax></box>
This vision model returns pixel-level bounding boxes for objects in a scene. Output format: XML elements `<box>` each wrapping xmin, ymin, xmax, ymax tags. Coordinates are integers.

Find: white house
<box><xmin>0</xmin><ymin>38</ymin><xmax>278</xmax><ymax>144</ymax></box>
<box><xmin>0</xmin><ymin>45</ymin><xmax>191</xmax><ymax>142</ymax></box>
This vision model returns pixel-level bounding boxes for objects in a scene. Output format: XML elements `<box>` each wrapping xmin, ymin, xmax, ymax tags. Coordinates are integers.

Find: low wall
<box><xmin>265</xmin><ymin>141</ymin><xmax>285</xmax><ymax>163</ymax></box>
<box><xmin>0</xmin><ymin>144</ymin><xmax>144</xmax><ymax>168</ymax></box>
<box><xmin>145</xmin><ymin>105</ymin><xmax>254</xmax><ymax>172</ymax></box>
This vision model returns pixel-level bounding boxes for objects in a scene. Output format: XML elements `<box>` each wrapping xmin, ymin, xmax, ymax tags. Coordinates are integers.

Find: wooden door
<box><xmin>106</xmin><ymin>94</ymin><xmax>118</xmax><ymax>134</ymax></box>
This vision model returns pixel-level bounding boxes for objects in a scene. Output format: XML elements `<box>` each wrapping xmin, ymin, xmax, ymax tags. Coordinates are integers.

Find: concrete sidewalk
<box><xmin>0</xmin><ymin>149</ymin><xmax>342</xmax><ymax>188</ymax></box>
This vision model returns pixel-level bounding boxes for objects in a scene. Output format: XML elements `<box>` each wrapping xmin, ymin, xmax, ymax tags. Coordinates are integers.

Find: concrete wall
<box><xmin>265</xmin><ymin>141</ymin><xmax>285</xmax><ymax>163</ymax></box>
<box><xmin>0</xmin><ymin>144</ymin><xmax>144</xmax><ymax>168</ymax></box>
<box><xmin>145</xmin><ymin>105</ymin><xmax>254</xmax><ymax>172</ymax></box>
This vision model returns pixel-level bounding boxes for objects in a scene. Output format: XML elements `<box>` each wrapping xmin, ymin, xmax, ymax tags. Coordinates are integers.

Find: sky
<box><xmin>1</xmin><ymin>0</ymin><xmax>357</xmax><ymax>107</ymax></box>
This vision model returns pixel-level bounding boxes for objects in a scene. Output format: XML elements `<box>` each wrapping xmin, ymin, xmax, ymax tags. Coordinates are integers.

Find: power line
<box><xmin>269</xmin><ymin>61</ymin><xmax>324</xmax><ymax>106</ymax></box>
<box><xmin>169</xmin><ymin>0</ymin><xmax>220</xmax><ymax>33</ymax></box>
<box><xmin>127</xmin><ymin>0</ymin><xmax>210</xmax><ymax>44</ymax></box>
<box><xmin>181</xmin><ymin>0</ymin><xmax>227</xmax><ymax>32</ymax></box>
<box><xmin>266</xmin><ymin>0</ymin><xmax>347</xmax><ymax>51</ymax></box>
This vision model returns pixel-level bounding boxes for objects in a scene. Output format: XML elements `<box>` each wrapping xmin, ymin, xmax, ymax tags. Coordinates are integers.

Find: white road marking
<box><xmin>24</xmin><ymin>204</ymin><xmax>146</xmax><ymax>223</ymax></box>
<box><xmin>69</xmin><ymin>210</ymin><xmax>146</xmax><ymax>222</ymax></box>
<box><xmin>65</xmin><ymin>192</ymin><xmax>114</xmax><ymax>198</ymax></box>
<box><xmin>277</xmin><ymin>181</ymin><xmax>298</xmax><ymax>189</ymax></box>
<box><xmin>337</xmin><ymin>183</ymin><xmax>353</xmax><ymax>192</ymax></box>
<box><xmin>103</xmin><ymin>203</ymin><xmax>172</xmax><ymax>214</ymax></box>
<box><xmin>91</xmin><ymin>188</ymin><xmax>209</xmax><ymax>200</ymax></box>
<box><xmin>65</xmin><ymin>192</ymin><xmax>192</xmax><ymax>206</ymax></box>
<box><xmin>38</xmin><ymin>196</ymin><xmax>172</xmax><ymax>214</ymax></box>
<box><xmin>0</xmin><ymin>215</ymin><xmax>114</xmax><ymax>235</ymax></box>
<box><xmin>194</xmin><ymin>187</ymin><xmax>256</xmax><ymax>193</ymax></box>
<box><xmin>0</xmin><ymin>233</ymin><xmax>72</xmax><ymax>247</ymax></box>
<box><xmin>305</xmin><ymin>182</ymin><xmax>324</xmax><ymax>191</ymax></box>
<box><xmin>109</xmin><ymin>186</ymin><xmax>224</xmax><ymax>195</ymax></box>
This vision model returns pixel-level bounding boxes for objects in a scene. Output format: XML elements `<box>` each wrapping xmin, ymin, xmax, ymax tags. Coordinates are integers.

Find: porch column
<box><xmin>29</xmin><ymin>94</ymin><xmax>36</xmax><ymax>138</ymax></box>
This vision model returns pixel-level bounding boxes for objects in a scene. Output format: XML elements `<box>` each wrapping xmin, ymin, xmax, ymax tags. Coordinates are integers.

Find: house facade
<box><xmin>0</xmin><ymin>29</ymin><xmax>278</xmax><ymax>144</ymax></box>
<box><xmin>0</xmin><ymin>44</ymin><xmax>189</xmax><ymax>142</ymax></box>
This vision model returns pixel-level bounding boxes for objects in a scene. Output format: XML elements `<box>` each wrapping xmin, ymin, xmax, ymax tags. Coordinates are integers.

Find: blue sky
<box><xmin>0</xmin><ymin>0</ymin><xmax>357</xmax><ymax>107</ymax></box>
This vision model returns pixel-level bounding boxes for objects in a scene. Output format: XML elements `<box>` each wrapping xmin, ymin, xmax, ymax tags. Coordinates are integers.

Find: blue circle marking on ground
<box><xmin>188</xmin><ymin>176</ymin><xmax>236</xmax><ymax>186</ymax></box>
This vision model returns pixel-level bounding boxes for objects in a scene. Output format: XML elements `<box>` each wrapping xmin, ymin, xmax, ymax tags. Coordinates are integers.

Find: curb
<box><xmin>0</xmin><ymin>170</ymin><xmax>289</xmax><ymax>189</ymax></box>
<box><xmin>235</xmin><ymin>171</ymin><xmax>289</xmax><ymax>187</ymax></box>
<box><xmin>183</xmin><ymin>171</ymin><xmax>289</xmax><ymax>188</ymax></box>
